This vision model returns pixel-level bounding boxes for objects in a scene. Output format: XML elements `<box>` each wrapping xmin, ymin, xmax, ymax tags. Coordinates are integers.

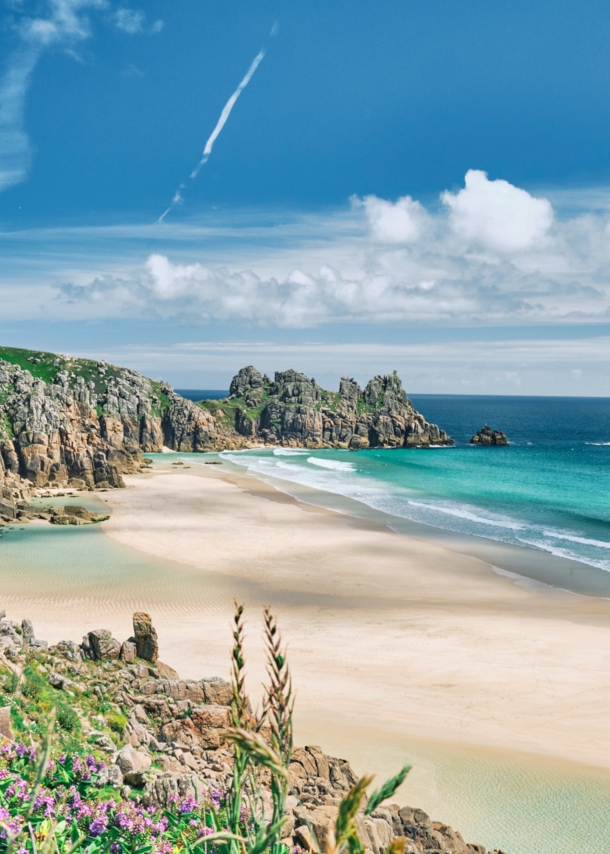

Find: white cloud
<box><xmin>4</xmin><ymin>174</ymin><xmax>610</xmax><ymax>329</ymax></box>
<box><xmin>0</xmin><ymin>49</ymin><xmax>37</xmax><ymax>192</ymax></box>
<box><xmin>357</xmin><ymin>194</ymin><xmax>426</xmax><ymax>243</ymax></box>
<box><xmin>441</xmin><ymin>169</ymin><xmax>554</xmax><ymax>252</ymax></box>
<box><xmin>0</xmin><ymin>0</ymin><xmax>107</xmax><ymax>193</ymax></box>
<box><xmin>114</xmin><ymin>8</ymin><xmax>144</xmax><ymax>34</ymax></box>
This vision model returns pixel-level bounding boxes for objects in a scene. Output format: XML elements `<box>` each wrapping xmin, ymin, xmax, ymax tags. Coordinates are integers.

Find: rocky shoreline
<box><xmin>0</xmin><ymin>348</ymin><xmax>452</xmax><ymax>502</ymax></box>
<box><xmin>0</xmin><ymin>609</ymin><xmax>507</xmax><ymax>854</ymax></box>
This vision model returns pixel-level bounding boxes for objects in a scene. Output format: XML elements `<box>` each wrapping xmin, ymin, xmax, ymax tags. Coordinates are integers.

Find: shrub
<box><xmin>21</xmin><ymin>668</ymin><xmax>45</xmax><ymax>699</ymax></box>
<box><xmin>106</xmin><ymin>709</ymin><xmax>127</xmax><ymax>734</ymax></box>
<box><xmin>3</xmin><ymin>670</ymin><xmax>19</xmax><ymax>693</ymax></box>
<box><xmin>56</xmin><ymin>703</ymin><xmax>79</xmax><ymax>732</ymax></box>
<box><xmin>0</xmin><ymin>607</ymin><xmax>411</xmax><ymax>854</ymax></box>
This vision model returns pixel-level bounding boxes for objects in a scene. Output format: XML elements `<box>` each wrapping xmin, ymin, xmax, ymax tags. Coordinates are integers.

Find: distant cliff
<box><xmin>0</xmin><ymin>349</ymin><xmax>451</xmax><ymax>496</ymax></box>
<box><xmin>0</xmin><ymin>347</ymin><xmax>217</xmax><ymax>493</ymax></box>
<box><xmin>198</xmin><ymin>366</ymin><xmax>452</xmax><ymax>450</ymax></box>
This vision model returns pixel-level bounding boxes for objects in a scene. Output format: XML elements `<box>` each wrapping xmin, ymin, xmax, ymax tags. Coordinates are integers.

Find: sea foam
<box><xmin>306</xmin><ymin>457</ymin><xmax>356</xmax><ymax>472</ymax></box>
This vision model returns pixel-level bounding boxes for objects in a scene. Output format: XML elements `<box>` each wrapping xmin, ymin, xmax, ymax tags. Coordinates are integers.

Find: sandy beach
<box><xmin>90</xmin><ymin>462</ymin><xmax>610</xmax><ymax>772</ymax></box>
<box><xmin>3</xmin><ymin>458</ymin><xmax>610</xmax><ymax>849</ymax></box>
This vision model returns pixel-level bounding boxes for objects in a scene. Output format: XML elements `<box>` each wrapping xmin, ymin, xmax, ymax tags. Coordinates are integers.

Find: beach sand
<box><xmin>3</xmin><ymin>460</ymin><xmax>610</xmax><ymax>850</ymax></box>
<box><xmin>97</xmin><ymin>464</ymin><xmax>610</xmax><ymax>770</ymax></box>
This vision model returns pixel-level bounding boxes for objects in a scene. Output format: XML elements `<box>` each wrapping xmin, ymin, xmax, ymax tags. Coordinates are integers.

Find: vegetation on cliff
<box><xmin>0</xmin><ymin>348</ymin><xmax>451</xmax><ymax>503</ymax></box>
<box><xmin>197</xmin><ymin>367</ymin><xmax>452</xmax><ymax>450</ymax></box>
<box><xmin>0</xmin><ymin>609</ymin><xmax>506</xmax><ymax>854</ymax></box>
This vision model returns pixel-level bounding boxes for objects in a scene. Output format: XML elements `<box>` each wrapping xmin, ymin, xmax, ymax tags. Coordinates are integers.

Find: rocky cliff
<box><xmin>0</xmin><ymin>610</ymin><xmax>507</xmax><ymax>854</ymax></box>
<box><xmin>0</xmin><ymin>347</ymin><xmax>217</xmax><ymax>495</ymax></box>
<box><xmin>199</xmin><ymin>366</ymin><xmax>453</xmax><ymax>450</ymax></box>
<box><xmin>0</xmin><ymin>348</ymin><xmax>452</xmax><ymax>502</ymax></box>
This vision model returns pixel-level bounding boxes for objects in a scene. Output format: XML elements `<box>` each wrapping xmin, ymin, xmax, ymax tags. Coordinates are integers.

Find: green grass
<box><xmin>198</xmin><ymin>396</ymin><xmax>267</xmax><ymax>425</ymax></box>
<box><xmin>0</xmin><ymin>347</ymin><xmax>172</xmax><ymax>418</ymax></box>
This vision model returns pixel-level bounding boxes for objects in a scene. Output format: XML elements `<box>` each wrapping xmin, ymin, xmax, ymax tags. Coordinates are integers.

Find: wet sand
<box><xmin>3</xmin><ymin>461</ymin><xmax>610</xmax><ymax>852</ymax></box>
<box><xmin>93</xmin><ymin>463</ymin><xmax>610</xmax><ymax>773</ymax></box>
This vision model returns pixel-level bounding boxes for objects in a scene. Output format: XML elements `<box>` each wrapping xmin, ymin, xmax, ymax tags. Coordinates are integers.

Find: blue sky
<box><xmin>1</xmin><ymin>0</ymin><xmax>609</xmax><ymax>393</ymax></box>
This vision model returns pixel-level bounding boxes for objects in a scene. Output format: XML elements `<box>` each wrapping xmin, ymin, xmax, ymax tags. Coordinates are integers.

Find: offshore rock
<box><xmin>201</xmin><ymin>366</ymin><xmax>452</xmax><ymax>450</ymax></box>
<box><xmin>470</xmin><ymin>425</ymin><xmax>508</xmax><ymax>446</ymax></box>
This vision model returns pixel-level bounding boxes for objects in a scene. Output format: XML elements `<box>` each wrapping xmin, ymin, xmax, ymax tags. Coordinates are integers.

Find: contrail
<box><xmin>190</xmin><ymin>49</ymin><xmax>265</xmax><ymax>179</ymax></box>
<box><xmin>157</xmin><ymin>48</ymin><xmax>266</xmax><ymax>223</ymax></box>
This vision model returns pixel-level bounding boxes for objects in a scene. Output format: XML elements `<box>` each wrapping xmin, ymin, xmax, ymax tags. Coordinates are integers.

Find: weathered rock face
<box><xmin>470</xmin><ymin>425</ymin><xmax>508</xmax><ymax>446</ymax></box>
<box><xmin>202</xmin><ymin>366</ymin><xmax>453</xmax><ymax>450</ymax></box>
<box><xmin>0</xmin><ymin>349</ymin><xmax>451</xmax><ymax>487</ymax></box>
<box><xmin>0</xmin><ymin>348</ymin><xmax>218</xmax><ymax>489</ymax></box>
<box><xmin>0</xmin><ymin>609</ymin><xmax>509</xmax><ymax>854</ymax></box>
<box><xmin>133</xmin><ymin>612</ymin><xmax>159</xmax><ymax>663</ymax></box>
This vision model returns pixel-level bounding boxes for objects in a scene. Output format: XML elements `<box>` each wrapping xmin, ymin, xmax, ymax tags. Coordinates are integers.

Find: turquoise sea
<box><xmin>2</xmin><ymin>394</ymin><xmax>610</xmax><ymax>854</ymax></box>
<box><xmin>213</xmin><ymin>395</ymin><xmax>610</xmax><ymax>597</ymax></box>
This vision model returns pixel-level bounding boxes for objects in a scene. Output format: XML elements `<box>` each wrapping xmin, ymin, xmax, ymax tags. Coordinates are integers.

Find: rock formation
<box><xmin>201</xmin><ymin>366</ymin><xmax>453</xmax><ymax>450</ymax></box>
<box><xmin>0</xmin><ymin>609</ymin><xmax>508</xmax><ymax>854</ymax></box>
<box><xmin>470</xmin><ymin>425</ymin><xmax>508</xmax><ymax>446</ymax></box>
<box><xmin>0</xmin><ymin>348</ymin><xmax>452</xmax><ymax>497</ymax></box>
<box><xmin>0</xmin><ymin>347</ymin><xmax>217</xmax><ymax>492</ymax></box>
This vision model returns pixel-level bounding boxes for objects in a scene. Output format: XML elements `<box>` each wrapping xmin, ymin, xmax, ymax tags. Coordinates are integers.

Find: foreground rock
<box><xmin>470</xmin><ymin>425</ymin><xmax>508</xmax><ymax>446</ymax></box>
<box><xmin>0</xmin><ymin>609</ymin><xmax>507</xmax><ymax>854</ymax></box>
<box><xmin>200</xmin><ymin>366</ymin><xmax>453</xmax><ymax>450</ymax></box>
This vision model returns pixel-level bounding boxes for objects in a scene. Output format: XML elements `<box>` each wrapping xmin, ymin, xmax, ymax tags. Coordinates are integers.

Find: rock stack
<box><xmin>470</xmin><ymin>425</ymin><xmax>508</xmax><ymax>446</ymax></box>
<box><xmin>205</xmin><ymin>366</ymin><xmax>453</xmax><ymax>450</ymax></box>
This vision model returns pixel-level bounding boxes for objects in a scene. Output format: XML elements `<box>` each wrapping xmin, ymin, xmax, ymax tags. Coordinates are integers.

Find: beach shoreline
<box><xmin>3</xmin><ymin>459</ymin><xmax>610</xmax><ymax>851</ymax></box>
<box><xmin>92</xmin><ymin>461</ymin><xmax>610</xmax><ymax>770</ymax></box>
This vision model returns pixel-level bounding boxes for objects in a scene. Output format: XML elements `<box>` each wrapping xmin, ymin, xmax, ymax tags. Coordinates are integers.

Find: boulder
<box><xmin>470</xmin><ymin>425</ymin><xmax>508</xmax><ymax>446</ymax></box>
<box><xmin>133</xmin><ymin>612</ymin><xmax>158</xmax><ymax>662</ymax></box>
<box><xmin>63</xmin><ymin>505</ymin><xmax>97</xmax><ymax>522</ymax></box>
<box><xmin>97</xmin><ymin>764</ymin><xmax>123</xmax><ymax>789</ymax></box>
<box><xmin>161</xmin><ymin>703</ymin><xmax>231</xmax><ymax>749</ymax></box>
<box><xmin>120</xmin><ymin>640</ymin><xmax>137</xmax><ymax>663</ymax></box>
<box><xmin>88</xmin><ymin>629</ymin><xmax>121</xmax><ymax>660</ymax></box>
<box><xmin>21</xmin><ymin>618</ymin><xmax>34</xmax><ymax>643</ymax></box>
<box><xmin>203</xmin><ymin>678</ymin><xmax>232</xmax><ymax>706</ymax></box>
<box><xmin>142</xmin><ymin>772</ymin><xmax>208</xmax><ymax>809</ymax></box>
<box><xmin>116</xmin><ymin>744</ymin><xmax>152</xmax><ymax>786</ymax></box>
<box><xmin>157</xmin><ymin>660</ymin><xmax>180</xmax><ymax>680</ymax></box>
<box><xmin>53</xmin><ymin>640</ymin><xmax>80</xmax><ymax>661</ymax></box>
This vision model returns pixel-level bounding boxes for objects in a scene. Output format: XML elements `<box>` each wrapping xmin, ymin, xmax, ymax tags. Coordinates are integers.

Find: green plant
<box><xmin>106</xmin><ymin>709</ymin><xmax>127</xmax><ymax>734</ymax></box>
<box><xmin>56</xmin><ymin>704</ymin><xmax>79</xmax><ymax>733</ymax></box>
<box><xmin>207</xmin><ymin>603</ymin><xmax>410</xmax><ymax>854</ymax></box>
<box><xmin>0</xmin><ymin>609</ymin><xmax>411</xmax><ymax>854</ymax></box>
<box><xmin>3</xmin><ymin>671</ymin><xmax>19</xmax><ymax>693</ymax></box>
<box><xmin>21</xmin><ymin>669</ymin><xmax>45</xmax><ymax>700</ymax></box>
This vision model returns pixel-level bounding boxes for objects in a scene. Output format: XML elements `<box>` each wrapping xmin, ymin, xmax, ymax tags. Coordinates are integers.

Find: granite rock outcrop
<box><xmin>0</xmin><ymin>348</ymin><xmax>453</xmax><ymax>494</ymax></box>
<box><xmin>201</xmin><ymin>366</ymin><xmax>453</xmax><ymax>450</ymax></box>
<box><xmin>470</xmin><ymin>425</ymin><xmax>508</xmax><ymax>446</ymax></box>
<box><xmin>0</xmin><ymin>347</ymin><xmax>217</xmax><ymax>491</ymax></box>
<box><xmin>0</xmin><ymin>609</ymin><xmax>508</xmax><ymax>854</ymax></box>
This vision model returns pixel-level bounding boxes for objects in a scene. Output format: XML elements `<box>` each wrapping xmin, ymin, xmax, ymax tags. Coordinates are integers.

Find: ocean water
<box><xmin>213</xmin><ymin>395</ymin><xmax>610</xmax><ymax>597</ymax></box>
<box><xmin>2</xmin><ymin>394</ymin><xmax>610</xmax><ymax>853</ymax></box>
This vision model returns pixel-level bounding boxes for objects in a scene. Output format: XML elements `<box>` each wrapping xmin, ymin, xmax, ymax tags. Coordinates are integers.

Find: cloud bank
<box><xmin>80</xmin><ymin>337</ymin><xmax>610</xmax><ymax>397</ymax></box>
<box><xmin>53</xmin><ymin>171</ymin><xmax>610</xmax><ymax>327</ymax></box>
